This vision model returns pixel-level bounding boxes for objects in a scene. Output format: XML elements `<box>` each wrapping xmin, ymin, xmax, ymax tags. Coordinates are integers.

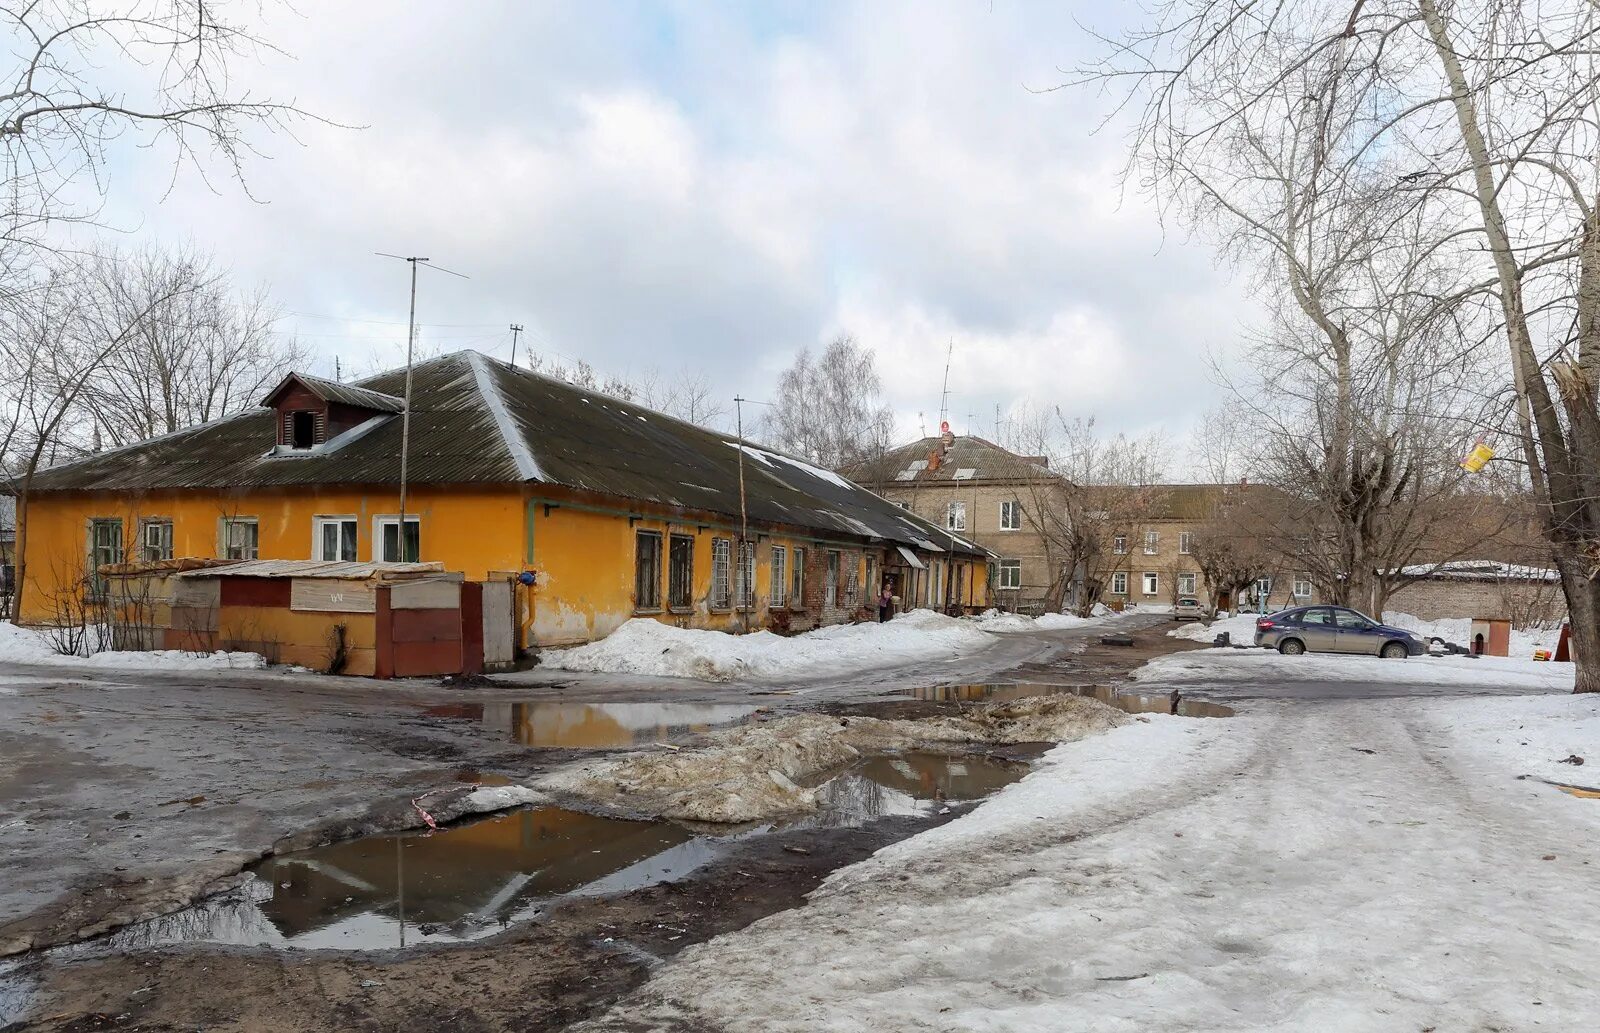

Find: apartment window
<box><xmin>633</xmin><ymin>531</ymin><xmax>663</xmax><ymax>610</ymax></box>
<box><xmin>221</xmin><ymin>517</ymin><xmax>259</xmax><ymax>561</ymax></box>
<box><xmin>668</xmin><ymin>534</ymin><xmax>694</xmax><ymax>610</ymax></box>
<box><xmin>999</xmin><ymin>500</ymin><xmax>1022</xmax><ymax>531</ymax></box>
<box><xmin>1113</xmin><ymin>533</ymin><xmax>1127</xmax><ymax>555</ymax></box>
<box><xmin>771</xmin><ymin>546</ymin><xmax>788</xmax><ymax>607</ymax></box>
<box><xmin>1256</xmin><ymin>577</ymin><xmax>1273</xmax><ymax>601</ymax></box>
<box><xmin>1143</xmin><ymin>531</ymin><xmax>1159</xmax><ymax>555</ymax></box>
<box><xmin>946</xmin><ymin>501</ymin><xmax>966</xmax><ymax>531</ymax></box>
<box><xmin>710</xmin><ymin>537</ymin><xmax>732</xmax><ymax>609</ymax></box>
<box><xmin>826</xmin><ymin>550</ymin><xmax>841</xmax><ymax>607</ymax></box>
<box><xmin>314</xmin><ymin>517</ymin><xmax>358</xmax><ymax>562</ymax></box>
<box><xmin>735</xmin><ymin>540</ymin><xmax>756</xmax><ymax>609</ymax></box>
<box><xmin>88</xmin><ymin>518</ymin><xmax>123</xmax><ymax>597</ymax></box>
<box><xmin>139</xmin><ymin>519</ymin><xmax>173</xmax><ymax>563</ymax></box>
<box><xmin>1142</xmin><ymin>571</ymin><xmax>1159</xmax><ymax>596</ymax></box>
<box><xmin>1178</xmin><ymin>531</ymin><xmax>1192</xmax><ymax>555</ymax></box>
<box><xmin>791</xmin><ymin>547</ymin><xmax>806</xmax><ymax>608</ymax></box>
<box><xmin>998</xmin><ymin>559</ymin><xmax>1022</xmax><ymax>590</ymax></box>
<box><xmin>376</xmin><ymin>516</ymin><xmax>419</xmax><ymax>563</ymax></box>
<box><xmin>1110</xmin><ymin>571</ymin><xmax>1128</xmax><ymax>595</ymax></box>
<box><xmin>1293</xmin><ymin>576</ymin><xmax>1313</xmax><ymax>599</ymax></box>
<box><xmin>1178</xmin><ymin>572</ymin><xmax>1197</xmax><ymax>596</ymax></box>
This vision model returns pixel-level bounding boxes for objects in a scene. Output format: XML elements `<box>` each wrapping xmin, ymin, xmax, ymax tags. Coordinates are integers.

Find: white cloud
<box><xmin>84</xmin><ymin>1</ymin><xmax>1253</xmax><ymax>448</ymax></box>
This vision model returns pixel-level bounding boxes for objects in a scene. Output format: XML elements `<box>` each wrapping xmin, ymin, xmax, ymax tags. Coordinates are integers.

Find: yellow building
<box><xmin>18</xmin><ymin>351</ymin><xmax>989</xmax><ymax>652</ymax></box>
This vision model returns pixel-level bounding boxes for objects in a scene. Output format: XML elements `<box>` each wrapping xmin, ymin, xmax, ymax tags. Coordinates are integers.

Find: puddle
<box><xmin>422</xmin><ymin>701</ymin><xmax>762</xmax><ymax>749</ymax></box>
<box><xmin>900</xmin><ymin>682</ymin><xmax>1233</xmax><ymax>717</ymax></box>
<box><xmin>75</xmin><ymin>753</ymin><xmax>1026</xmax><ymax>955</ymax></box>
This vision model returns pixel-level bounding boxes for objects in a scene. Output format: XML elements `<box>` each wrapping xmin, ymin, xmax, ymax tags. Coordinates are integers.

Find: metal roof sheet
<box><xmin>173</xmin><ymin>560</ymin><xmax>447</xmax><ymax>580</ymax></box>
<box><xmin>262</xmin><ymin>372</ymin><xmax>406</xmax><ymax>412</ymax></box>
<box><xmin>33</xmin><ymin>352</ymin><xmax>983</xmax><ymax>557</ymax></box>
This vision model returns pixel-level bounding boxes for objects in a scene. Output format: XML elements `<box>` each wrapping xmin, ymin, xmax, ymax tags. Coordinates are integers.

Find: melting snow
<box><xmin>465</xmin><ymin>350</ymin><xmax>544</xmax><ymax>481</ymax></box>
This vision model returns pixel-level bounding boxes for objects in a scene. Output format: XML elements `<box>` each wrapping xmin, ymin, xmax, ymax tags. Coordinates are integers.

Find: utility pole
<box><xmin>376</xmin><ymin>253</ymin><xmax>469</xmax><ymax>562</ymax></box>
<box><xmin>734</xmin><ymin>395</ymin><xmax>750</xmax><ymax>634</ymax></box>
<box><xmin>509</xmin><ymin>323</ymin><xmax>524</xmax><ymax>367</ymax></box>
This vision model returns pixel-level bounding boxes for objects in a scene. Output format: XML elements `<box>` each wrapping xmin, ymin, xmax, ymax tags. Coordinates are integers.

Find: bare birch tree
<box><xmin>765</xmin><ymin>334</ymin><xmax>896</xmax><ymax>469</ymax></box>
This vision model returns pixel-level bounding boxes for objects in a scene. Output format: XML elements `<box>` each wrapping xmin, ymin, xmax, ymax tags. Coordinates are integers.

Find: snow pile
<box><xmin>541</xmin><ymin>695</ymin><xmax>1130</xmax><ymax>823</ymax></box>
<box><xmin>0</xmin><ymin>622</ymin><xmax>266</xmax><ymax>670</ymax></box>
<box><xmin>1381</xmin><ymin>611</ymin><xmax>1563</xmax><ymax>657</ymax></box>
<box><xmin>1136</xmin><ymin>646</ymin><xmax>1575</xmax><ymax>691</ymax></box>
<box><xmin>967</xmin><ymin>609</ymin><xmax>1114</xmax><ymax>634</ymax></box>
<box><xmin>541</xmin><ymin>610</ymin><xmax>997</xmax><ymax>683</ymax></box>
<box><xmin>1168</xmin><ymin>611</ymin><xmax>1260</xmax><ymax>642</ymax></box>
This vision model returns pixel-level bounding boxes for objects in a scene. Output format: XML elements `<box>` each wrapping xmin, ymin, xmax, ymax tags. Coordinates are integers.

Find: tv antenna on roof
<box><xmin>938</xmin><ymin>339</ymin><xmax>953</xmax><ymax>431</ymax></box>
<box><xmin>375</xmin><ymin>253</ymin><xmax>469</xmax><ymax>558</ymax></box>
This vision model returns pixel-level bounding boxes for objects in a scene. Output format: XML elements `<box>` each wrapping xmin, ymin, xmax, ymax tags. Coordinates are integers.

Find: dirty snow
<box><xmin>579</xmin><ymin>693</ymin><xmax>1600</xmax><ymax>1033</ymax></box>
<box><xmin>1136</xmin><ymin>646</ymin><xmax>1575</xmax><ymax>691</ymax></box>
<box><xmin>457</xmin><ymin>785</ymin><xmax>545</xmax><ymax>813</ymax></box>
<box><xmin>0</xmin><ymin>622</ymin><xmax>266</xmax><ymax>671</ymax></box>
<box><xmin>1172</xmin><ymin>609</ymin><xmax>1566</xmax><ymax>657</ymax></box>
<box><xmin>966</xmin><ymin>609</ymin><xmax>1107</xmax><ymax>634</ymax></box>
<box><xmin>541</xmin><ymin>695</ymin><xmax>1130</xmax><ymax>822</ymax></box>
<box><xmin>541</xmin><ymin>610</ymin><xmax>998</xmax><ymax>683</ymax></box>
<box><xmin>1168</xmin><ymin>611</ymin><xmax>1260</xmax><ymax>642</ymax></box>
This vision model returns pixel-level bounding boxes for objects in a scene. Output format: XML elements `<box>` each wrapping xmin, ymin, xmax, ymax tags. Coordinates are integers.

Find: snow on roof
<box><xmin>1397</xmin><ymin>560</ymin><xmax>1560</xmax><ymax>583</ymax></box>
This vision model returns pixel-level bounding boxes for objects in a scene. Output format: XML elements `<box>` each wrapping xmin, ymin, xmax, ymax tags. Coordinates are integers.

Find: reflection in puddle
<box><xmin>422</xmin><ymin>701</ymin><xmax>761</xmax><ymax>748</ymax></box>
<box><xmin>903</xmin><ymin>682</ymin><xmax>1234</xmax><ymax>718</ymax></box>
<box><xmin>85</xmin><ymin>752</ymin><xmax>1026</xmax><ymax>954</ymax></box>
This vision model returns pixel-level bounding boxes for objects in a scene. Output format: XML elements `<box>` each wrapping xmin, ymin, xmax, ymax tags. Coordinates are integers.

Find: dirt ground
<box><xmin>5</xmin><ymin>816</ymin><xmax>944</xmax><ymax>1033</ymax></box>
<box><xmin>1</xmin><ymin>616</ymin><xmax>1200</xmax><ymax>1032</ymax></box>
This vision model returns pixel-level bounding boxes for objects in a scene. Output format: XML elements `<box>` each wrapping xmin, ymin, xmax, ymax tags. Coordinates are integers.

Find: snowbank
<box><xmin>1136</xmin><ymin>646</ymin><xmax>1575</xmax><ymax>691</ymax></box>
<box><xmin>0</xmin><ymin>622</ymin><xmax>266</xmax><ymax>671</ymax></box>
<box><xmin>541</xmin><ymin>610</ymin><xmax>997</xmax><ymax>683</ymax></box>
<box><xmin>1168</xmin><ymin>611</ymin><xmax>1259</xmax><ymax>643</ymax></box>
<box><xmin>966</xmin><ymin>609</ymin><xmax>1101</xmax><ymax>633</ymax></box>
<box><xmin>541</xmin><ymin>695</ymin><xmax>1131</xmax><ymax>823</ymax></box>
<box><xmin>1381</xmin><ymin>611</ymin><xmax>1563</xmax><ymax>657</ymax></box>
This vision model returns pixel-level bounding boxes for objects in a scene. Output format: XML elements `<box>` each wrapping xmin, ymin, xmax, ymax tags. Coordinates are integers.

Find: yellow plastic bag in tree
<box><xmin>1460</xmin><ymin>440</ymin><xmax>1494</xmax><ymax>473</ymax></box>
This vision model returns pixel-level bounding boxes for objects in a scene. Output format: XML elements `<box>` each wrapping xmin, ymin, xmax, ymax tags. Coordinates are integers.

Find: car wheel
<box><xmin>1278</xmin><ymin>639</ymin><xmax>1305</xmax><ymax>656</ymax></box>
<box><xmin>1380</xmin><ymin>641</ymin><xmax>1408</xmax><ymax>660</ymax></box>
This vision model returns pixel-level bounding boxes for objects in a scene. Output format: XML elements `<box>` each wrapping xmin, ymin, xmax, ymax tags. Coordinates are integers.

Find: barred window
<box><xmin>771</xmin><ymin>547</ymin><xmax>788</xmax><ymax>607</ymax></box>
<box><xmin>711</xmin><ymin>538</ymin><xmax>732</xmax><ymax>609</ymax></box>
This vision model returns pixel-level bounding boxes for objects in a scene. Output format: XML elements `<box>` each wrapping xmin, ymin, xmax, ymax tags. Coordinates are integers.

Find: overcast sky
<box><xmin>95</xmin><ymin>2</ymin><xmax>1256</xmax><ymax>456</ymax></box>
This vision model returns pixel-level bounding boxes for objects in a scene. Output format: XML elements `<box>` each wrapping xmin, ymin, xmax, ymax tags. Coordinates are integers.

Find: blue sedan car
<box><xmin>1253</xmin><ymin>606</ymin><xmax>1428</xmax><ymax>659</ymax></box>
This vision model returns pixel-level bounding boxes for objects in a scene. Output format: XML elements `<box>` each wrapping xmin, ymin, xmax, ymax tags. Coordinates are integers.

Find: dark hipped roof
<box><xmin>262</xmin><ymin>371</ymin><xmax>406</xmax><ymax>412</ymax></box>
<box><xmin>31</xmin><ymin>351</ymin><xmax>981</xmax><ymax>556</ymax></box>
<box><xmin>848</xmin><ymin>436</ymin><xmax>1058</xmax><ymax>486</ymax></box>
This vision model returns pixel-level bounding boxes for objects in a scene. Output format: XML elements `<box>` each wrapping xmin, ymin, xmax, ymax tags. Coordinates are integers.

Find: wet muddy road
<box><xmin>0</xmin><ymin>614</ymin><xmax>1194</xmax><ymax>1031</ymax></box>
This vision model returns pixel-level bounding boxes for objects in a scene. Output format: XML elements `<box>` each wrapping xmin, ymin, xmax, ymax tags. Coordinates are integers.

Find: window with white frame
<box><xmin>1142</xmin><ymin>571</ymin><xmax>1159</xmax><ymax>596</ymax></box>
<box><xmin>1256</xmin><ymin>576</ymin><xmax>1273</xmax><ymax>600</ymax></box>
<box><xmin>1110</xmin><ymin>570</ymin><xmax>1128</xmax><ymax>595</ymax></box>
<box><xmin>140</xmin><ymin>519</ymin><xmax>173</xmax><ymax>563</ymax></box>
<box><xmin>1144</xmin><ymin>530</ymin><xmax>1159</xmax><ymax>555</ymax></box>
<box><xmin>998</xmin><ymin>559</ymin><xmax>1022</xmax><ymax>590</ymax></box>
<box><xmin>221</xmin><ymin>517</ymin><xmax>259</xmax><ymax>561</ymax></box>
<box><xmin>1113</xmin><ymin>533</ymin><xmax>1127</xmax><ymax>555</ymax></box>
<box><xmin>314</xmin><ymin>516</ymin><xmax>358</xmax><ymax>562</ymax></box>
<box><xmin>945</xmin><ymin>501</ymin><xmax>967</xmax><ymax>531</ymax></box>
<box><xmin>1178</xmin><ymin>531</ymin><xmax>1192</xmax><ymax>555</ymax></box>
<box><xmin>999</xmin><ymin>500</ymin><xmax>1022</xmax><ymax>531</ymax></box>
<box><xmin>770</xmin><ymin>546</ymin><xmax>788</xmax><ymax>607</ymax></box>
<box><xmin>1178</xmin><ymin>572</ymin><xmax>1197</xmax><ymax>596</ymax></box>
<box><xmin>375</xmin><ymin>516</ymin><xmax>419</xmax><ymax>563</ymax></box>
<box><xmin>1293</xmin><ymin>575</ymin><xmax>1312</xmax><ymax>598</ymax></box>
<box><xmin>710</xmin><ymin>537</ymin><xmax>732</xmax><ymax>609</ymax></box>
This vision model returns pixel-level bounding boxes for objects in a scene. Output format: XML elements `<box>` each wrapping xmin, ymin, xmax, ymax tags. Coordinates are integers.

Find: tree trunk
<box><xmin>9</xmin><ymin>489</ymin><xmax>28</xmax><ymax>625</ymax></box>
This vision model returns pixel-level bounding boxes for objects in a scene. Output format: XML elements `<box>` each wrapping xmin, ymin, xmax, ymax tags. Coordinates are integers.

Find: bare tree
<box><xmin>764</xmin><ymin>334</ymin><xmax>895</xmax><ymax>469</ymax></box>
<box><xmin>997</xmin><ymin>408</ymin><xmax>1169</xmax><ymax>615</ymax></box>
<box><xmin>77</xmin><ymin>245</ymin><xmax>302</xmax><ymax>445</ymax></box>
<box><xmin>1</xmin><ymin>1</ymin><xmax>316</xmax><ymax>264</ymax></box>
<box><xmin>1</xmin><ymin>256</ymin><xmax>192</xmax><ymax>620</ymax></box>
<box><xmin>1079</xmin><ymin>0</ymin><xmax>1600</xmax><ymax>691</ymax></box>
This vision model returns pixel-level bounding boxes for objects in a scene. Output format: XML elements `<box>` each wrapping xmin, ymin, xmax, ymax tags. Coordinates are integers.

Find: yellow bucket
<box><xmin>1460</xmin><ymin>441</ymin><xmax>1494</xmax><ymax>473</ymax></box>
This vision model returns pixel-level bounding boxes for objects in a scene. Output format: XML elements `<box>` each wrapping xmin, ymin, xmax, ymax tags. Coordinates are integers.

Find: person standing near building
<box><xmin>878</xmin><ymin>583</ymin><xmax>895</xmax><ymax>623</ymax></box>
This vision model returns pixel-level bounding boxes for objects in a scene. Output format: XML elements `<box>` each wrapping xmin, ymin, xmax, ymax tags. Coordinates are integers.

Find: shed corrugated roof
<box><xmin>173</xmin><ymin>560</ymin><xmax>447</xmax><ymax>581</ymax></box>
<box><xmin>263</xmin><ymin>372</ymin><xmax>406</xmax><ymax>412</ymax></box>
<box><xmin>32</xmin><ymin>352</ymin><xmax>983</xmax><ymax>557</ymax></box>
<box><xmin>848</xmin><ymin>436</ymin><xmax>1059</xmax><ymax>486</ymax></box>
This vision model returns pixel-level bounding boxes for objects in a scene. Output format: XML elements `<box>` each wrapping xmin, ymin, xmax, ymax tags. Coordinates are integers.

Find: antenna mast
<box><xmin>938</xmin><ymin>339</ymin><xmax>953</xmax><ymax>432</ymax></box>
<box><xmin>509</xmin><ymin>323</ymin><xmax>524</xmax><ymax>367</ymax></box>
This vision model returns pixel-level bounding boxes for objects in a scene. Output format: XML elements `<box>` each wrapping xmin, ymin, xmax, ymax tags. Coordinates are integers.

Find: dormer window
<box><xmin>288</xmin><ymin>410</ymin><xmax>320</xmax><ymax>450</ymax></box>
<box><xmin>261</xmin><ymin>372</ymin><xmax>406</xmax><ymax>457</ymax></box>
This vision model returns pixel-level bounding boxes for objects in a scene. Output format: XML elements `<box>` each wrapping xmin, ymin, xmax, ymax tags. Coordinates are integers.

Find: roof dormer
<box><xmin>261</xmin><ymin>373</ymin><xmax>405</xmax><ymax>455</ymax></box>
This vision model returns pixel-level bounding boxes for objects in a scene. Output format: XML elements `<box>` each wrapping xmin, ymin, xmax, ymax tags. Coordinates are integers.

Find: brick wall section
<box><xmin>1388</xmin><ymin>579</ymin><xmax>1568</xmax><ymax>623</ymax></box>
